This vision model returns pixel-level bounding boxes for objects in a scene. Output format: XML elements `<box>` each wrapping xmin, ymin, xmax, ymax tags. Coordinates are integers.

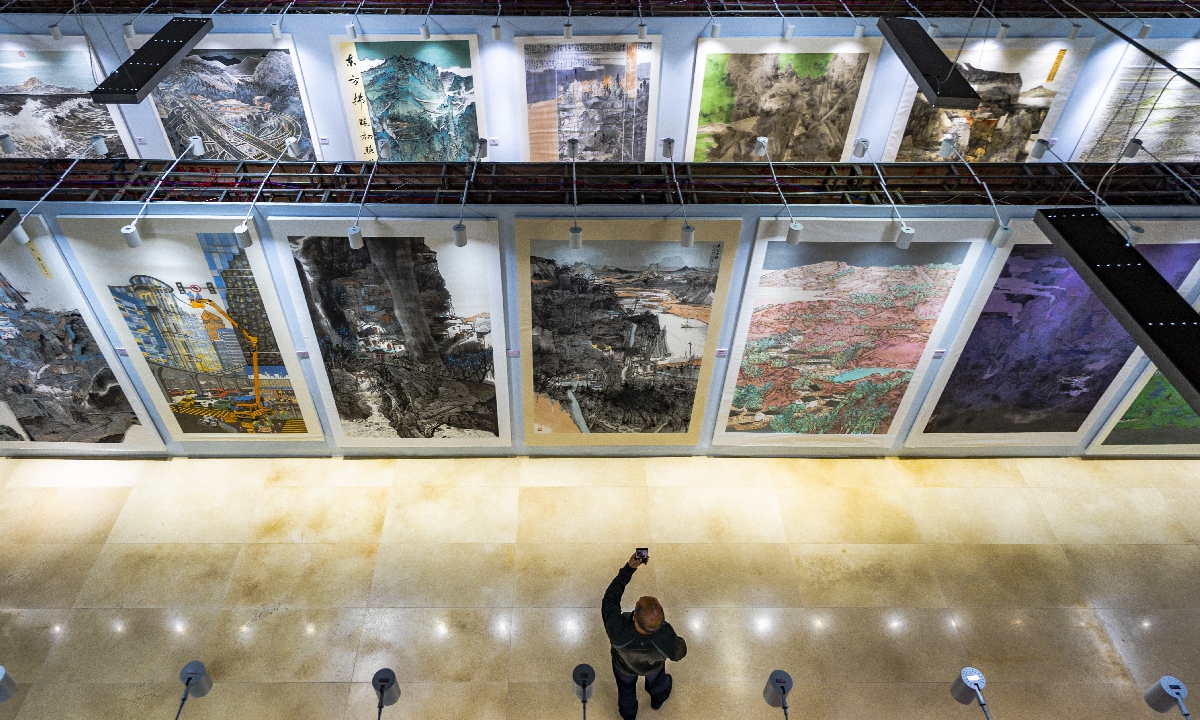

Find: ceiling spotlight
<box><xmin>763</xmin><ymin>670</ymin><xmax>793</xmax><ymax>714</ymax></box>
<box><xmin>475</xmin><ymin>136</ymin><xmax>488</xmax><ymax>160</ymax></box>
<box><xmin>8</xmin><ymin>222</ymin><xmax>30</xmax><ymax>245</ymax></box>
<box><xmin>348</xmin><ymin>225</ymin><xmax>364</xmax><ymax>250</ymax></box>
<box><xmin>569</xmin><ymin>225</ymin><xmax>583</xmax><ymax>249</ymax></box>
<box><xmin>661</xmin><ymin>137</ymin><xmax>676</xmax><ymax>159</ymax></box>
<box><xmin>786</xmin><ymin>221</ymin><xmax>803</xmax><ymax>245</ymax></box>
<box><xmin>453</xmin><ymin>222</ymin><xmax>467</xmax><ymax>247</ymax></box>
<box><xmin>896</xmin><ymin>223</ymin><xmax>915</xmax><ymax>250</ymax></box>
<box><xmin>234</xmin><ymin>221</ymin><xmax>253</xmax><ymax>249</ymax></box>
<box><xmin>754</xmin><ymin>136</ymin><xmax>769</xmax><ymax>157</ymax></box>
<box><xmin>938</xmin><ymin>134</ymin><xmax>954</xmax><ymax>159</ymax></box>
<box><xmin>951</xmin><ymin>667</ymin><xmax>990</xmax><ymax>718</ymax></box>
<box><xmin>1068</xmin><ymin>23</ymin><xmax>1081</xmax><ymax>40</ymax></box>
<box><xmin>563</xmin><ymin>22</ymin><xmax>573</xmax><ymax>38</ymax></box>
<box><xmin>710</xmin><ymin>22</ymin><xmax>721</xmax><ymax>38</ymax></box>
<box><xmin>854</xmin><ymin>23</ymin><xmax>864</xmax><ymax>39</ymax></box>
<box><xmin>175</xmin><ymin>661</ymin><xmax>213</xmax><ymax>719</ymax></box>
<box><xmin>49</xmin><ymin>23</ymin><xmax>62</xmax><ymax>40</ymax></box>
<box><xmin>346</xmin><ymin>23</ymin><xmax>357</xmax><ymax>39</ymax></box>
<box><xmin>1145</xmin><ymin>676</ymin><xmax>1189</xmax><ymax>716</ymax></box>
<box><xmin>996</xmin><ymin>23</ymin><xmax>1009</xmax><ymax>40</ymax></box>
<box><xmin>121</xmin><ymin>224</ymin><xmax>142</xmax><ymax>248</ymax></box>
<box><xmin>90</xmin><ymin>135</ymin><xmax>108</xmax><ymax>156</ymax></box>
<box><xmin>188</xmin><ymin>135</ymin><xmax>205</xmax><ymax>158</ymax></box>
<box><xmin>853</xmin><ymin>137</ymin><xmax>869</xmax><ymax>158</ymax></box>
<box><xmin>1030</xmin><ymin>137</ymin><xmax>1050</xmax><ymax>160</ymax></box>
<box><xmin>378</xmin><ymin>142</ymin><xmax>392</xmax><ymax>160</ymax></box>
<box><xmin>284</xmin><ymin>136</ymin><xmax>299</xmax><ymax>159</ymax></box>
<box><xmin>1138</xmin><ymin>22</ymin><xmax>1152</xmax><ymax>39</ymax></box>
<box><xmin>124</xmin><ymin>21</ymin><xmax>136</xmax><ymax>39</ymax></box>
<box><xmin>1124</xmin><ymin>138</ymin><xmax>1144</xmax><ymax>158</ymax></box>
<box><xmin>989</xmin><ymin>221</ymin><xmax>1012</xmax><ymax>248</ymax></box>
<box><xmin>271</xmin><ymin>22</ymin><xmax>282</xmax><ymax>39</ymax></box>
<box><xmin>373</xmin><ymin>668</ymin><xmax>402</xmax><ymax>715</ymax></box>
<box><xmin>421</xmin><ymin>23</ymin><xmax>431</xmax><ymax>39</ymax></box>
<box><xmin>681</xmin><ymin>223</ymin><xmax>695</xmax><ymax>248</ymax></box>
<box><xmin>492</xmin><ymin>23</ymin><xmax>501</xmax><ymax>40</ymax></box>
<box><xmin>0</xmin><ymin>134</ymin><xmax>13</xmax><ymax>155</ymax></box>
<box><xmin>638</xmin><ymin>22</ymin><xmax>647</xmax><ymax>39</ymax></box>
<box><xmin>783</xmin><ymin>23</ymin><xmax>794</xmax><ymax>40</ymax></box>
<box><xmin>927</xmin><ymin>23</ymin><xmax>938</xmax><ymax>37</ymax></box>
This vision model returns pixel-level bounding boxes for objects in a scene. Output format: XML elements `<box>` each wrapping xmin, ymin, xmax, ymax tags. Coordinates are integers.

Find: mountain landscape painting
<box><xmin>0</xmin><ymin>46</ymin><xmax>126</xmax><ymax>158</ymax></box>
<box><xmin>289</xmin><ymin>234</ymin><xmax>499</xmax><ymax>440</ymax></box>
<box><xmin>893</xmin><ymin>41</ymin><xmax>1083</xmax><ymax>163</ymax></box>
<box><xmin>727</xmin><ymin>241</ymin><xmax>969</xmax><ymax>436</ymax></box>
<box><xmin>528</xmin><ymin>240</ymin><xmax>723</xmax><ymax>436</ymax></box>
<box><xmin>150</xmin><ymin>47</ymin><xmax>315</xmax><ymax>160</ymax></box>
<box><xmin>340</xmin><ymin>38</ymin><xmax>481</xmax><ymax>161</ymax></box>
<box><xmin>519</xmin><ymin>37</ymin><xmax>659</xmax><ymax>161</ymax></box>
<box><xmin>925</xmin><ymin>243</ymin><xmax>1200</xmax><ymax>435</ymax></box>
<box><xmin>690</xmin><ymin>43</ymin><xmax>872</xmax><ymax>162</ymax></box>
<box><xmin>1104</xmin><ymin>371</ymin><xmax>1200</xmax><ymax>446</ymax></box>
<box><xmin>0</xmin><ymin>232</ymin><xmax>142</xmax><ymax>443</ymax></box>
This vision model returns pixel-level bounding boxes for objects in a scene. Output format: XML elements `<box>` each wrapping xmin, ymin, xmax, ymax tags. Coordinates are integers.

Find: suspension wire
<box><xmin>240</xmin><ymin>145</ymin><xmax>291</xmax><ymax>227</ymax></box>
<box><xmin>837</xmin><ymin>0</ymin><xmax>856</xmax><ymax>19</ymax></box>
<box><xmin>1096</xmin><ymin>73</ymin><xmax>1175</xmax><ymax>198</ymax></box>
<box><xmin>128</xmin><ymin>153</ymin><xmax>192</xmax><ymax>229</ymax></box>
<box><xmin>457</xmin><ymin>155</ymin><xmax>480</xmax><ymax>226</ymax></box>
<box><xmin>352</xmin><ymin>161</ymin><xmax>379</xmax><ymax>228</ymax></box>
<box><xmin>1061</xmin><ymin>0</ymin><xmax>1200</xmax><ymax>91</ymax></box>
<box><xmin>1137</xmin><ymin>144</ymin><xmax>1200</xmax><ymax>202</ymax></box>
<box><xmin>1041</xmin><ymin>142</ymin><xmax>1144</xmax><ymax>238</ymax></box>
<box><xmin>945</xmin><ymin>0</ymin><xmax>985</xmax><ymax>82</ymax></box>
<box><xmin>903</xmin><ymin>0</ymin><xmax>927</xmax><ymax>21</ymax></box>
<box><xmin>1042</xmin><ymin>0</ymin><xmax>1071</xmax><ymax>19</ymax></box>
<box><xmin>763</xmin><ymin>147</ymin><xmax>796</xmax><ymax>224</ymax></box>
<box><xmin>19</xmin><ymin>157</ymin><xmax>83</xmax><ymax>223</ymax></box>
<box><xmin>948</xmin><ymin>146</ymin><xmax>1005</xmax><ymax>229</ymax></box>
<box><xmin>668</xmin><ymin>157</ymin><xmax>690</xmax><ymax>226</ymax></box>
<box><xmin>277</xmin><ymin>0</ymin><xmax>294</xmax><ymax>28</ymax></box>
<box><xmin>861</xmin><ymin>145</ymin><xmax>911</xmax><ymax>232</ymax></box>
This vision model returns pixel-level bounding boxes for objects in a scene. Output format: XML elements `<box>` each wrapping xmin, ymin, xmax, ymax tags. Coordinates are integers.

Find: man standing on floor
<box><xmin>602</xmin><ymin>551</ymin><xmax>688</xmax><ymax>720</ymax></box>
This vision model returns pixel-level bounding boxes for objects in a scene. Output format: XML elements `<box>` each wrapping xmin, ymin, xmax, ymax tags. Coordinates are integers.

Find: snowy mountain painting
<box><xmin>0</xmin><ymin>48</ymin><xmax>126</xmax><ymax>159</ymax></box>
<box><xmin>151</xmin><ymin>48</ymin><xmax>315</xmax><ymax>160</ymax></box>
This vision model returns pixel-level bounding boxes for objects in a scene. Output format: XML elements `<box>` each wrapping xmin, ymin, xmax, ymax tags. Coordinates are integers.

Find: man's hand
<box><xmin>627</xmin><ymin>552</ymin><xmax>645</xmax><ymax>569</ymax></box>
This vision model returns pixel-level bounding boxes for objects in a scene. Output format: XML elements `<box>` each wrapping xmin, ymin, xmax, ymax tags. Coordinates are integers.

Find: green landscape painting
<box><xmin>692</xmin><ymin>50</ymin><xmax>869</xmax><ymax>162</ymax></box>
<box><xmin>1104</xmin><ymin>371</ymin><xmax>1200</xmax><ymax>445</ymax></box>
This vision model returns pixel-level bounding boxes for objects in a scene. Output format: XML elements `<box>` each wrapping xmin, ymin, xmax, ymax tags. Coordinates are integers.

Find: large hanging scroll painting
<box><xmin>59</xmin><ymin>216</ymin><xmax>323</xmax><ymax>444</ymax></box>
<box><xmin>909</xmin><ymin>221</ymin><xmax>1200</xmax><ymax>449</ymax></box>
<box><xmin>133</xmin><ymin>33</ymin><xmax>321</xmax><ymax>161</ymax></box>
<box><xmin>0</xmin><ymin>36</ymin><xmax>133</xmax><ymax>159</ymax></box>
<box><xmin>1074</xmin><ymin>39</ymin><xmax>1200</xmax><ymax>162</ymax></box>
<box><xmin>515</xmin><ymin>35</ymin><xmax>661</xmax><ymax>161</ymax></box>
<box><xmin>883</xmin><ymin>37</ymin><xmax>1091</xmax><ymax>162</ymax></box>
<box><xmin>516</xmin><ymin>219</ymin><xmax>740</xmax><ymax>446</ymax></box>
<box><xmin>268</xmin><ymin>217</ymin><xmax>510</xmax><ymax>449</ymax></box>
<box><xmin>685</xmin><ymin>36</ymin><xmax>880</xmax><ymax>162</ymax></box>
<box><xmin>0</xmin><ymin>217</ymin><xmax>161</xmax><ymax>448</ymax></box>
<box><xmin>713</xmin><ymin>218</ymin><xmax>987</xmax><ymax>449</ymax></box>
<box><xmin>332</xmin><ymin>35</ymin><xmax>484</xmax><ymax>161</ymax></box>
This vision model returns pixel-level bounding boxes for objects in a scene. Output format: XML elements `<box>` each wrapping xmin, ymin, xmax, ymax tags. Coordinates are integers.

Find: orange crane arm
<box><xmin>188</xmin><ymin>296</ymin><xmax>261</xmax><ymax>409</ymax></box>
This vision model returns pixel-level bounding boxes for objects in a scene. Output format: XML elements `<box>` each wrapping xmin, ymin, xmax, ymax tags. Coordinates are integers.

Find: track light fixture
<box><xmin>450</xmin><ymin>138</ymin><xmax>487</xmax><ymax>248</ymax></box>
<box><xmin>755</xmin><ymin>136</ymin><xmax>804</xmax><ymax>246</ymax></box>
<box><xmin>568</xmin><ymin>137</ymin><xmax>582</xmax><ymax>248</ymax></box>
<box><xmin>492</xmin><ymin>2</ymin><xmax>502</xmax><ymax>41</ymax></box>
<box><xmin>1145</xmin><ymin>676</ymin><xmax>1190</xmax><ymax>718</ymax></box>
<box><xmin>124</xmin><ymin>21</ymin><xmax>136</xmax><ymax>39</ymax></box>
<box><xmin>996</xmin><ymin>23</ymin><xmax>1010</xmax><ymax>40</ymax></box>
<box><xmin>0</xmin><ymin>134</ymin><xmax>13</xmax><ymax>155</ymax></box>
<box><xmin>346</xmin><ymin>23</ymin><xmax>357</xmax><ymax>39</ymax></box>
<box><xmin>662</xmin><ymin>137</ymin><xmax>695</xmax><ymax>247</ymax></box>
<box><xmin>120</xmin><ymin>134</ymin><xmax>205</xmax><ymax>249</ymax></box>
<box><xmin>951</xmin><ymin>668</ymin><xmax>991</xmax><ymax>720</ymax></box>
<box><xmin>1031</xmin><ymin>138</ymin><xmax>1144</xmax><ymax>241</ymax></box>
<box><xmin>49</xmin><ymin>23</ymin><xmax>62</xmax><ymax>40</ymax></box>
<box><xmin>348</xmin><ymin>225</ymin><xmax>363</xmax><ymax>250</ymax></box>
<box><xmin>938</xmin><ymin>134</ymin><xmax>1011</xmax><ymax>247</ymax></box>
<box><xmin>421</xmin><ymin>24</ymin><xmax>431</xmax><ymax>39</ymax></box>
<box><xmin>856</xmin><ymin>139</ymin><xmax>915</xmax><ymax>248</ymax></box>
<box><xmin>271</xmin><ymin>22</ymin><xmax>281</xmax><ymax>39</ymax></box>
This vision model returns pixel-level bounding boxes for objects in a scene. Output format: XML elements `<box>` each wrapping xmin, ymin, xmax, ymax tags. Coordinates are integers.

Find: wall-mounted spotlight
<box><xmin>927</xmin><ymin>23</ymin><xmax>938</xmax><ymax>37</ymax></box>
<box><xmin>174</xmin><ymin>661</ymin><xmax>213</xmax><ymax>720</ymax></box>
<box><xmin>189</xmin><ymin>135</ymin><xmax>206</xmax><ymax>158</ymax></box>
<box><xmin>492</xmin><ymin>23</ymin><xmax>501</xmax><ymax>40</ymax></box>
<box><xmin>564</xmin><ymin>22</ymin><xmax>573</xmax><ymax>38</ymax></box>
<box><xmin>1138</xmin><ymin>21</ymin><xmax>1153</xmax><ymax>39</ymax></box>
<box><xmin>1069</xmin><ymin>23</ymin><xmax>1081</xmax><ymax>39</ymax></box>
<box><xmin>90</xmin><ymin>134</ymin><xmax>108</xmax><ymax>156</ymax></box>
<box><xmin>124</xmin><ymin>21</ymin><xmax>136</xmax><ymax>39</ymax></box>
<box><xmin>663</xmin><ymin>137</ymin><xmax>695</xmax><ymax>248</ymax></box>
<box><xmin>0</xmin><ymin>134</ymin><xmax>14</xmax><ymax>155</ymax></box>
<box><xmin>568</xmin><ymin>137</ymin><xmax>582</xmax><ymax>248</ymax></box>
<box><xmin>373</xmin><ymin>668</ymin><xmax>401</xmax><ymax>718</ymax></box>
<box><xmin>0</xmin><ymin>666</ymin><xmax>17</xmax><ymax>703</ymax></box>
<box><xmin>638</xmin><ymin>22</ymin><xmax>648</xmax><ymax>40</ymax></box>
<box><xmin>755</xmin><ymin>136</ymin><xmax>804</xmax><ymax>247</ymax></box>
<box><xmin>1145</xmin><ymin>676</ymin><xmax>1190</xmax><ymax>718</ymax></box>
<box><xmin>421</xmin><ymin>23</ymin><xmax>431</xmax><ymax>39</ymax></box>
<box><xmin>348</xmin><ymin>225</ymin><xmax>364</xmax><ymax>250</ymax></box>
<box><xmin>762</xmin><ymin>670</ymin><xmax>792</xmax><ymax>717</ymax></box>
<box><xmin>49</xmin><ymin>23</ymin><xmax>62</xmax><ymax>40</ymax></box>
<box><xmin>573</xmin><ymin>664</ymin><xmax>595</xmax><ymax>719</ymax></box>
<box><xmin>710</xmin><ymin>22</ymin><xmax>721</xmax><ymax>37</ymax></box>
<box><xmin>271</xmin><ymin>22</ymin><xmax>282</xmax><ymax>39</ymax></box>
<box><xmin>346</xmin><ymin>23</ymin><xmax>358</xmax><ymax>39</ymax></box>
<box><xmin>996</xmin><ymin>23</ymin><xmax>1010</xmax><ymax>40</ymax></box>
<box><xmin>951</xmin><ymin>667</ymin><xmax>992</xmax><ymax>719</ymax></box>
<box><xmin>852</xmin><ymin>137</ymin><xmax>869</xmax><ymax>158</ymax></box>
<box><xmin>783</xmin><ymin>23</ymin><xmax>795</xmax><ymax>40</ymax></box>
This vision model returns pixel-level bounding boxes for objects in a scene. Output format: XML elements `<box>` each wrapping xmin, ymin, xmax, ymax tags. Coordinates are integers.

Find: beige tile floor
<box><xmin>0</xmin><ymin>455</ymin><xmax>1198</xmax><ymax>720</ymax></box>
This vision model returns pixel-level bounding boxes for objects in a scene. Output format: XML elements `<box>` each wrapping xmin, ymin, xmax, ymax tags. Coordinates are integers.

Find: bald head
<box><xmin>633</xmin><ymin>596</ymin><xmax>664</xmax><ymax>634</ymax></box>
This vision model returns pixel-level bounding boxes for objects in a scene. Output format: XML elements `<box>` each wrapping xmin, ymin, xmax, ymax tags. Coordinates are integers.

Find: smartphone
<box><xmin>635</xmin><ymin>548</ymin><xmax>649</xmax><ymax>563</ymax></box>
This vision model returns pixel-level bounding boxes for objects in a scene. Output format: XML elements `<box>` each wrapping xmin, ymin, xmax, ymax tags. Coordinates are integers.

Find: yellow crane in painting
<box><xmin>187</xmin><ymin>295</ymin><xmax>267</xmax><ymax>431</ymax></box>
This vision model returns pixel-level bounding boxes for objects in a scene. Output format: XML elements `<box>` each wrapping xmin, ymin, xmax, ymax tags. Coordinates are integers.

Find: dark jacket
<box><xmin>602</xmin><ymin>564</ymin><xmax>687</xmax><ymax>676</ymax></box>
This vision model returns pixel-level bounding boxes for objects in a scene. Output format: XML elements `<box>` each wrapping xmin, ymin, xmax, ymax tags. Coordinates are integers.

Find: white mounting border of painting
<box><xmin>126</xmin><ymin>32</ymin><xmax>324</xmax><ymax>161</ymax></box>
<box><xmin>711</xmin><ymin>216</ymin><xmax>988</xmax><ymax>449</ymax></box>
<box><xmin>1085</xmin><ymin>226</ymin><xmax>1200</xmax><ymax>456</ymax></box>
<box><xmin>0</xmin><ymin>34</ymin><xmax>139</xmax><ymax>160</ymax></box>
<box><xmin>905</xmin><ymin>220</ymin><xmax>1200</xmax><ymax>449</ymax></box>
<box><xmin>0</xmin><ymin>215</ymin><xmax>164</xmax><ymax>453</ymax></box>
<box><xmin>266</xmin><ymin>216</ymin><xmax>512</xmax><ymax>449</ymax></box>
<box><xmin>512</xmin><ymin>34</ymin><xmax>662</xmax><ymax>162</ymax></box>
<box><xmin>881</xmin><ymin>37</ymin><xmax>1093</xmax><ymax>162</ymax></box>
<box><xmin>683</xmin><ymin>36</ymin><xmax>882</xmax><ymax>163</ymax></box>
<box><xmin>329</xmin><ymin>33</ymin><xmax>487</xmax><ymax>162</ymax></box>
<box><xmin>55</xmin><ymin>214</ymin><xmax>326</xmax><ymax>446</ymax></box>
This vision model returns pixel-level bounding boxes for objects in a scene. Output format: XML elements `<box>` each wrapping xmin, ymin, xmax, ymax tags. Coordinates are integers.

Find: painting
<box><xmin>269</xmin><ymin>217</ymin><xmax>510</xmax><ymax>448</ymax></box>
<box><xmin>516</xmin><ymin>219</ymin><xmax>739</xmax><ymax>446</ymax></box>
<box><xmin>0</xmin><ymin>36</ymin><xmax>131</xmax><ymax>159</ymax></box>
<box><xmin>515</xmin><ymin>35</ymin><xmax>660</xmax><ymax>161</ymax></box>
<box><xmin>59</xmin><ymin>216</ymin><xmax>323</xmax><ymax>444</ymax></box>
<box><xmin>1074</xmin><ymin>39</ymin><xmax>1200</xmax><ymax>162</ymax></box>
<box><xmin>884</xmin><ymin>38</ymin><xmax>1090</xmax><ymax>163</ymax></box>
<box><xmin>332</xmin><ymin>35</ymin><xmax>484</xmax><ymax>161</ymax></box>
<box><xmin>685</xmin><ymin>37</ymin><xmax>879</xmax><ymax>162</ymax></box>
<box><xmin>1103</xmin><ymin>371</ymin><xmax>1200</xmax><ymax>446</ymax></box>
<box><xmin>0</xmin><ymin>217</ymin><xmax>159</xmax><ymax>448</ymax></box>
<box><xmin>921</xmin><ymin>241</ymin><xmax>1200</xmax><ymax>436</ymax></box>
<box><xmin>136</xmin><ymin>34</ymin><xmax>320</xmax><ymax>161</ymax></box>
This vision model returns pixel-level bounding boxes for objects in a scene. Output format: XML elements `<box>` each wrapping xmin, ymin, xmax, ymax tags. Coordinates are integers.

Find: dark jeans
<box><xmin>612</xmin><ymin>658</ymin><xmax>672</xmax><ymax>720</ymax></box>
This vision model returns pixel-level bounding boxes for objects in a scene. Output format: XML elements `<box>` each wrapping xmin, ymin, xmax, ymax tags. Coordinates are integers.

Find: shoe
<box><xmin>651</xmin><ymin>699</ymin><xmax>665</xmax><ymax>711</ymax></box>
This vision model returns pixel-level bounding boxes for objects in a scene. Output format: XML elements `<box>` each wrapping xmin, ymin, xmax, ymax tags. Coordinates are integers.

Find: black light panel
<box><xmin>1034</xmin><ymin>208</ymin><xmax>1200</xmax><ymax>417</ymax></box>
<box><xmin>90</xmin><ymin>17</ymin><xmax>213</xmax><ymax>104</ymax></box>
<box><xmin>878</xmin><ymin>17</ymin><xmax>981</xmax><ymax>110</ymax></box>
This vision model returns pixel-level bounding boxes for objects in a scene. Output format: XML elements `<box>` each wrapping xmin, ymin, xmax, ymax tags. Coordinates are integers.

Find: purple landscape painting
<box><xmin>924</xmin><ymin>243</ymin><xmax>1200</xmax><ymax>434</ymax></box>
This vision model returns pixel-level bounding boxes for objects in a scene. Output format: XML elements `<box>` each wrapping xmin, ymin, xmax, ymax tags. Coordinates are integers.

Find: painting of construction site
<box><xmin>106</xmin><ymin>233</ymin><xmax>307</xmax><ymax>434</ymax></box>
<box><xmin>528</xmin><ymin>239</ymin><xmax>722</xmax><ymax>435</ymax></box>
